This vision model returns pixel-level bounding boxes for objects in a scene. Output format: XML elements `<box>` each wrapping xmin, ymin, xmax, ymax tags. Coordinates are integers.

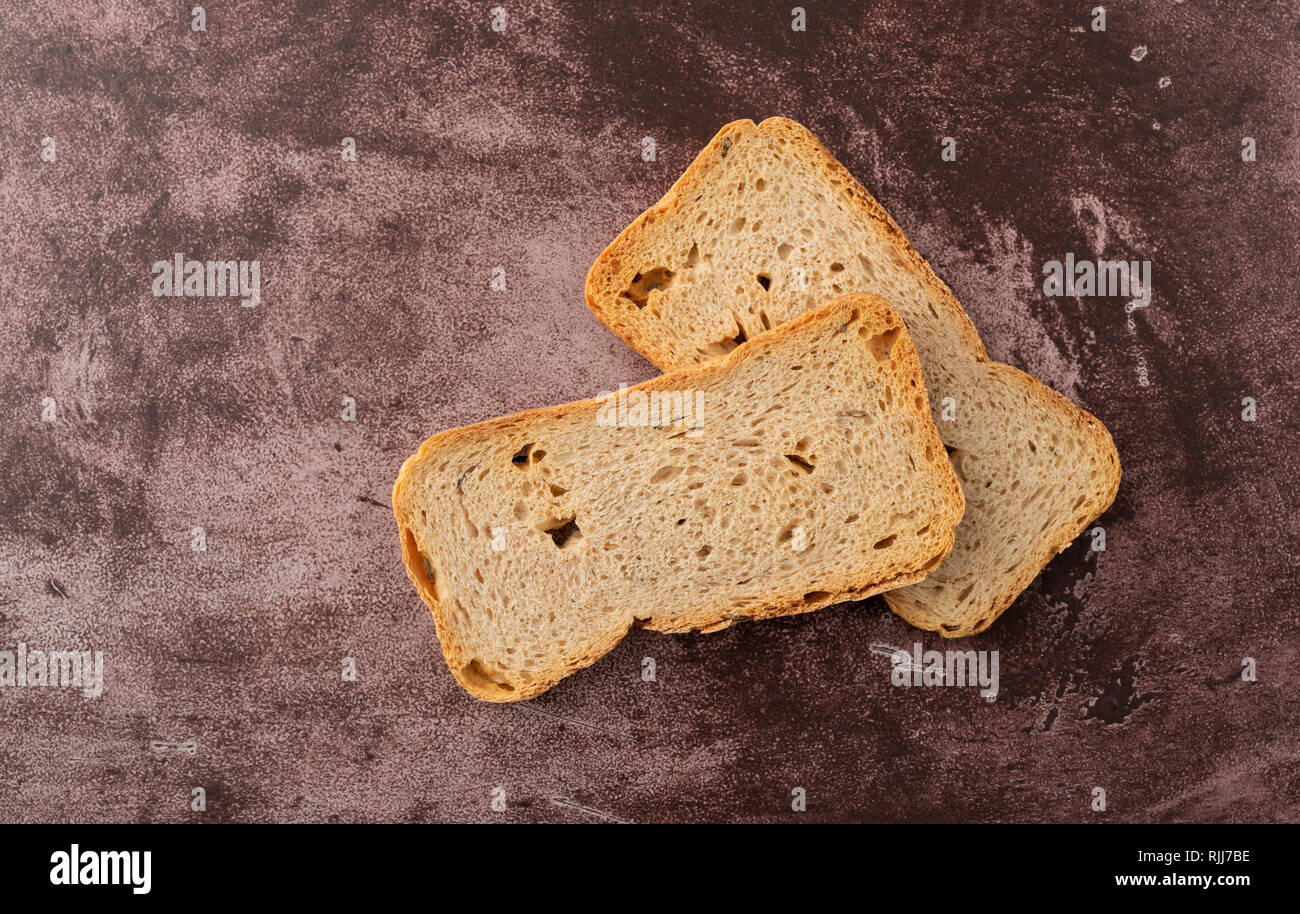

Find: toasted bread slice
<box><xmin>585</xmin><ymin>117</ymin><xmax>1120</xmax><ymax>637</ymax></box>
<box><xmin>394</xmin><ymin>294</ymin><xmax>963</xmax><ymax>700</ymax></box>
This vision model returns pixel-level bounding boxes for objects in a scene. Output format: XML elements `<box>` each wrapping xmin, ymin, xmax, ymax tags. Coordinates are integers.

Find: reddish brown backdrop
<box><xmin>1</xmin><ymin>1</ymin><xmax>1297</xmax><ymax>822</ymax></box>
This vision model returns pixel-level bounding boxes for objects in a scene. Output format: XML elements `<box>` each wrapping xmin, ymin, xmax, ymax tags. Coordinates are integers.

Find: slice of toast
<box><xmin>585</xmin><ymin>117</ymin><xmax>1120</xmax><ymax>637</ymax></box>
<box><xmin>394</xmin><ymin>293</ymin><xmax>964</xmax><ymax>701</ymax></box>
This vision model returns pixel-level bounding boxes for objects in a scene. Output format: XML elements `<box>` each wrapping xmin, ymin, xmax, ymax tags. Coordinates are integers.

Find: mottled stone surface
<box><xmin>1</xmin><ymin>1</ymin><xmax>1296</xmax><ymax>823</ymax></box>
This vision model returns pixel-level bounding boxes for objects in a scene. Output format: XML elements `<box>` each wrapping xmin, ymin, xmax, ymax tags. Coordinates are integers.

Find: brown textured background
<box><xmin>1</xmin><ymin>0</ymin><xmax>1297</xmax><ymax>823</ymax></box>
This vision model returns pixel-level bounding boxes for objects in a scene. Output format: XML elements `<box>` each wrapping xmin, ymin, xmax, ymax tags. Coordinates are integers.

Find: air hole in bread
<box><xmin>759</xmin><ymin>310</ymin><xmax>772</xmax><ymax>330</ymax></box>
<box><xmin>697</xmin><ymin>544</ymin><xmax>712</xmax><ymax>558</ymax></box>
<box><xmin>403</xmin><ymin>528</ymin><xmax>440</xmax><ymax>601</ymax></box>
<box><xmin>540</xmin><ymin>515</ymin><xmax>582</xmax><ymax>548</ymax></box>
<box><xmin>650</xmin><ymin>465</ymin><xmax>682</xmax><ymax>483</ymax></box>
<box><xmin>730</xmin><ymin>216</ymin><xmax>746</xmax><ymax>233</ymax></box>
<box><xmin>621</xmin><ymin>267</ymin><xmax>675</xmax><ymax>308</ymax></box>
<box><xmin>945</xmin><ymin>448</ymin><xmax>966</xmax><ymax>482</ymax></box>
<box><xmin>755</xmin><ymin>178</ymin><xmax>766</xmax><ymax>191</ymax></box>
<box><xmin>701</xmin><ymin>319</ymin><xmax>748</xmax><ymax>357</ymax></box>
<box><xmin>461</xmin><ymin>659</ymin><xmax>515</xmax><ymax>694</ymax></box>
<box><xmin>757</xmin><ymin>274</ymin><xmax>771</xmax><ymax>290</ymax></box>
<box><xmin>511</xmin><ymin>443</ymin><xmax>534</xmax><ymax>466</ymax></box>
<box><xmin>803</xmin><ymin>590</ymin><xmax>831</xmax><ymax>602</ymax></box>
<box><xmin>873</xmin><ymin>534</ymin><xmax>897</xmax><ymax>550</ymax></box>
<box><xmin>830</xmin><ymin>261</ymin><xmax>844</xmax><ymax>272</ymax></box>
<box><xmin>785</xmin><ymin>454</ymin><xmax>815</xmax><ymax>474</ymax></box>
<box><xmin>452</xmin><ymin>598</ymin><xmax>470</xmax><ymax>625</ymax></box>
<box><xmin>730</xmin><ymin>471</ymin><xmax>748</xmax><ymax>486</ymax></box>
<box><xmin>863</xmin><ymin>326</ymin><xmax>901</xmax><ymax>362</ymax></box>
<box><xmin>777</xmin><ymin>243</ymin><xmax>793</xmax><ymax>260</ymax></box>
<box><xmin>548</xmin><ymin>483</ymin><xmax>567</xmax><ymax>496</ymax></box>
<box><xmin>459</xmin><ymin>504</ymin><xmax>478</xmax><ymax>538</ymax></box>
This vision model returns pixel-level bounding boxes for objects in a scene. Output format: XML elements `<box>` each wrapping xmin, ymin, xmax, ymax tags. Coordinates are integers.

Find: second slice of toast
<box><xmin>394</xmin><ymin>293</ymin><xmax>963</xmax><ymax>700</ymax></box>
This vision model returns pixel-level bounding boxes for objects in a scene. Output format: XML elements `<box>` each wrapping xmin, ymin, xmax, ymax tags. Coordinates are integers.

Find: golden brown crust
<box><xmin>395</xmin><ymin>293</ymin><xmax>964</xmax><ymax>700</ymax></box>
